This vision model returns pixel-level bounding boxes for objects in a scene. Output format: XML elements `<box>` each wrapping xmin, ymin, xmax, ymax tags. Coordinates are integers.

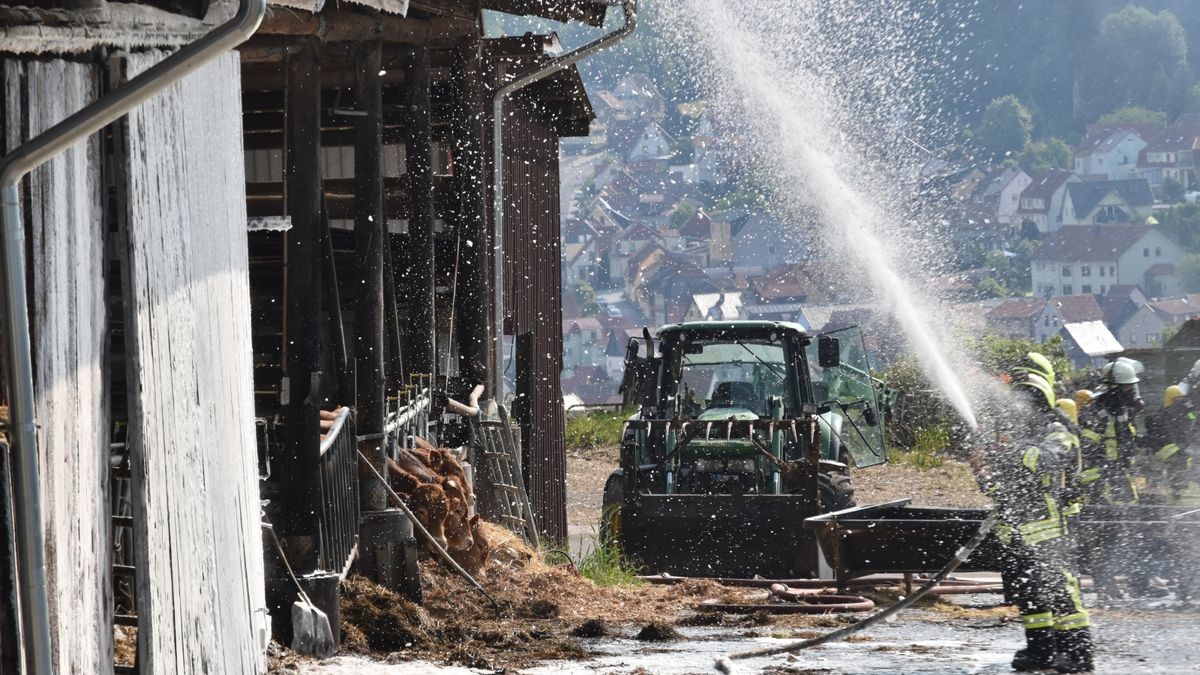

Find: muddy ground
<box><xmin>275</xmin><ymin>451</ymin><xmax>1200</xmax><ymax>674</ymax></box>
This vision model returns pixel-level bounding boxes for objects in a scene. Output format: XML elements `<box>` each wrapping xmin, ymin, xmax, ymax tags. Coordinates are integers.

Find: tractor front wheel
<box><xmin>818</xmin><ymin>470</ymin><xmax>856</xmax><ymax>512</ymax></box>
<box><xmin>600</xmin><ymin>471</ymin><xmax>624</xmax><ymax>545</ymax></box>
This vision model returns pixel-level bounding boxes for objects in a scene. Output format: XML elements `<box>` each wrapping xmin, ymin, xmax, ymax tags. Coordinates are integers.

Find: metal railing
<box><xmin>317</xmin><ymin>407</ymin><xmax>359</xmax><ymax>575</ymax></box>
<box><xmin>385</xmin><ymin>385</ymin><xmax>432</xmax><ymax>451</ymax></box>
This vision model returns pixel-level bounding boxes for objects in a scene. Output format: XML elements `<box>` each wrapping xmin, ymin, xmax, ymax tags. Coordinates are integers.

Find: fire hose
<box><xmin>715</xmin><ymin>511</ymin><xmax>999</xmax><ymax>673</ymax></box>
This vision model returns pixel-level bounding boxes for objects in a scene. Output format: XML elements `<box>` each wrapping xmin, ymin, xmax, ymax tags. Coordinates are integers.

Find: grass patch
<box><xmin>886</xmin><ymin>424</ymin><xmax>948</xmax><ymax>470</ymax></box>
<box><xmin>565</xmin><ymin>410</ymin><xmax>628</xmax><ymax>450</ymax></box>
<box><xmin>544</xmin><ymin>527</ymin><xmax>644</xmax><ymax>588</ymax></box>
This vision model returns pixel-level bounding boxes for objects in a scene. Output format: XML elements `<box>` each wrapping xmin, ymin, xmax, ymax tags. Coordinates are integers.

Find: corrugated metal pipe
<box><xmin>0</xmin><ymin>0</ymin><xmax>264</xmax><ymax>670</ymax></box>
<box><xmin>490</xmin><ymin>0</ymin><xmax>637</xmax><ymax>401</ymax></box>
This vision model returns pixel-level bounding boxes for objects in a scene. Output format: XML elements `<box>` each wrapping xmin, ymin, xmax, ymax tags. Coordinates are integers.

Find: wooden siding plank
<box><xmin>118</xmin><ymin>50</ymin><xmax>267</xmax><ymax>675</ymax></box>
<box><xmin>6</xmin><ymin>56</ymin><xmax>113</xmax><ymax>675</ymax></box>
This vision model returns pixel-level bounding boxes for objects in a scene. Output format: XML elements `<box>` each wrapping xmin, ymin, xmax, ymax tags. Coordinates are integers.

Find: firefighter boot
<box><xmin>1012</xmin><ymin>629</ymin><xmax>1057</xmax><ymax>671</ymax></box>
<box><xmin>1054</xmin><ymin>628</ymin><xmax>1094</xmax><ymax>674</ymax></box>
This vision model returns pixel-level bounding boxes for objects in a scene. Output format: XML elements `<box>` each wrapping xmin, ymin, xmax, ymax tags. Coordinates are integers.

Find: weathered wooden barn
<box><xmin>1</xmin><ymin>0</ymin><xmax>618</xmax><ymax>671</ymax></box>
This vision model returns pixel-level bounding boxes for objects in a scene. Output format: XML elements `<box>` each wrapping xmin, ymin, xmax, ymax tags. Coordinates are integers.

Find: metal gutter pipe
<box><xmin>0</xmin><ymin>0</ymin><xmax>265</xmax><ymax>670</ymax></box>
<box><xmin>490</xmin><ymin>0</ymin><xmax>637</xmax><ymax>401</ymax></box>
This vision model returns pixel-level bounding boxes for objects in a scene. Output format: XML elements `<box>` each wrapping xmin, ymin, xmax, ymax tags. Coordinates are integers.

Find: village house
<box><xmin>684</xmin><ymin>292</ymin><xmax>745</xmax><ymax>321</ymax></box>
<box><xmin>609</xmin><ymin>72</ymin><xmax>668</xmax><ymax>120</ymax></box>
<box><xmin>1017</xmin><ymin>170</ymin><xmax>1081</xmax><ymax>234</ymax></box>
<box><xmin>1116</xmin><ymin>294</ymin><xmax>1200</xmax><ymax>349</ymax></box>
<box><xmin>1097</xmin><ymin>284</ymin><xmax>1149</xmax><ymax>336</ymax></box>
<box><xmin>731</xmin><ymin>210</ymin><xmax>808</xmax><ymax>271</ymax></box>
<box><xmin>1030</xmin><ymin>225</ymin><xmax>1184</xmax><ymax>298</ymax></box>
<box><xmin>606</xmin><ymin>117</ymin><xmax>676</xmax><ymax>164</ymax></box>
<box><xmin>1074</xmin><ymin>128</ymin><xmax>1150</xmax><ymax>180</ymax></box>
<box><xmin>976</xmin><ymin>166</ymin><xmax>1033</xmax><ymax>224</ymax></box>
<box><xmin>1136</xmin><ymin>129</ymin><xmax>1200</xmax><ymax>191</ymax></box>
<box><xmin>562</xmin><ymin>318</ymin><xmax>605</xmax><ymax>378</ymax></box>
<box><xmin>1035</xmin><ymin>295</ymin><xmax>1106</xmax><ymax>343</ymax></box>
<box><xmin>984</xmin><ymin>297</ymin><xmax>1047</xmax><ymax>340</ymax></box>
<box><xmin>1060</xmin><ymin>178</ymin><xmax>1154</xmax><ymax>226</ymax></box>
<box><xmin>1059</xmin><ymin>321</ymin><xmax>1124</xmax><ymax>368</ymax></box>
<box><xmin>678</xmin><ymin>209</ymin><xmax>733</xmax><ymax>265</ymax></box>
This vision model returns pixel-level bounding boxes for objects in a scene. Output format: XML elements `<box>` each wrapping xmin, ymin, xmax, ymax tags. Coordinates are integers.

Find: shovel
<box><xmin>264</xmin><ymin>520</ymin><xmax>335</xmax><ymax>658</ymax></box>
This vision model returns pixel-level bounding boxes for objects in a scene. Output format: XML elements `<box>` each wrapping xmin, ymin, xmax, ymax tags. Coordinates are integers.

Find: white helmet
<box><xmin>1102</xmin><ymin>358</ymin><xmax>1142</xmax><ymax>385</ymax></box>
<box><xmin>1181</xmin><ymin>358</ymin><xmax>1200</xmax><ymax>395</ymax></box>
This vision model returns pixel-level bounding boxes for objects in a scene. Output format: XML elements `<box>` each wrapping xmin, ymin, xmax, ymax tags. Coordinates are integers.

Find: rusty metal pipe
<box><xmin>0</xmin><ymin>1</ymin><xmax>264</xmax><ymax>670</ymax></box>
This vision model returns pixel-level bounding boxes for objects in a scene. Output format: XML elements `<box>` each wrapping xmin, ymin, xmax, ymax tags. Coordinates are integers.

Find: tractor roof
<box><xmin>658</xmin><ymin>320</ymin><xmax>812</xmax><ymax>338</ymax></box>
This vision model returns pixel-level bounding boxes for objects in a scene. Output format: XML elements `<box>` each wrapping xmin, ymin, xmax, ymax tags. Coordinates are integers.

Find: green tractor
<box><xmin>603</xmin><ymin>320</ymin><xmax>888</xmax><ymax>578</ymax></box>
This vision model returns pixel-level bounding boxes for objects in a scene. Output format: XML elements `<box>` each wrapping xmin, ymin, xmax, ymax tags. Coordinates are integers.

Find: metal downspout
<box><xmin>490</xmin><ymin>0</ymin><xmax>637</xmax><ymax>401</ymax></box>
<box><xmin>0</xmin><ymin>0</ymin><xmax>265</xmax><ymax>670</ymax></box>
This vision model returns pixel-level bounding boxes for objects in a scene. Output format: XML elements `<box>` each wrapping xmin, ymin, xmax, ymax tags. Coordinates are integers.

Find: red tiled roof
<box><xmin>1031</xmin><ymin>225</ymin><xmax>1151</xmax><ymax>263</ymax></box>
<box><xmin>985</xmin><ymin>297</ymin><xmax>1046</xmax><ymax>320</ymax></box>
<box><xmin>1151</xmin><ymin>294</ymin><xmax>1200</xmax><ymax>317</ymax></box>
<box><xmin>1047</xmin><ymin>295</ymin><xmax>1104</xmax><ymax>323</ymax></box>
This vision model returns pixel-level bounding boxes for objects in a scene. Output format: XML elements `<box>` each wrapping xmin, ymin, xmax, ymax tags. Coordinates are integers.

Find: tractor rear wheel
<box><xmin>818</xmin><ymin>470</ymin><xmax>856</xmax><ymax>512</ymax></box>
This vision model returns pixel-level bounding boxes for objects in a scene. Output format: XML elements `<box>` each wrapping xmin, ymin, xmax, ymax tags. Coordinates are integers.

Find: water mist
<box><xmin>674</xmin><ymin>0</ymin><xmax>980</xmax><ymax>428</ymax></box>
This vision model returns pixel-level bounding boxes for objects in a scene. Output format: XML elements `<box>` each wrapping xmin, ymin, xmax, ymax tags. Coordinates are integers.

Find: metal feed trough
<box><xmin>806</xmin><ymin>500</ymin><xmax>1200</xmax><ymax>588</ymax></box>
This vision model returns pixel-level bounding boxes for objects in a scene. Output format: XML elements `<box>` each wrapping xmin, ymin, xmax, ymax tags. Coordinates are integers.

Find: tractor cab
<box><xmin>606</xmin><ymin>321</ymin><xmax>888</xmax><ymax>578</ymax></box>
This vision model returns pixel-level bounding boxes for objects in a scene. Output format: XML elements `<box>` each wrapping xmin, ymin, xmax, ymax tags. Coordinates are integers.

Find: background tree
<box><xmin>574</xmin><ymin>281</ymin><xmax>604</xmax><ymax>318</ymax></box>
<box><xmin>1163</xmin><ymin>176</ymin><xmax>1188</xmax><ymax>203</ymax></box>
<box><xmin>976</xmin><ymin>95</ymin><xmax>1034</xmax><ymax>162</ymax></box>
<box><xmin>1096</xmin><ymin>105</ymin><xmax>1170</xmax><ymax>125</ymax></box>
<box><xmin>1079</xmin><ymin>6</ymin><xmax>1193</xmax><ymax>120</ymax></box>
<box><xmin>1018</xmin><ymin>138</ymin><xmax>1072</xmax><ymax>174</ymax></box>
<box><xmin>1179</xmin><ymin>254</ymin><xmax>1200</xmax><ymax>293</ymax></box>
<box><xmin>1159</xmin><ymin>203</ymin><xmax>1200</xmax><ymax>251</ymax></box>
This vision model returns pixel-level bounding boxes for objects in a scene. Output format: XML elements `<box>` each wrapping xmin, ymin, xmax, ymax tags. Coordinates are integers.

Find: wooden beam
<box><xmin>450</xmin><ymin>37</ymin><xmax>491</xmax><ymax>393</ymax></box>
<box><xmin>282</xmin><ymin>38</ymin><xmax>325</xmax><ymax>554</ymax></box>
<box><xmin>354</xmin><ymin>40</ymin><xmax>389</xmax><ymax>511</ymax></box>
<box><xmin>401</xmin><ymin>45</ymin><xmax>437</xmax><ymax>377</ymax></box>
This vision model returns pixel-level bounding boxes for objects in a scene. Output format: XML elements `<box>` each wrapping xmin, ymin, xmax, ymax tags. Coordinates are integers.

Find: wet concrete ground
<box><xmin>300</xmin><ymin>593</ymin><xmax>1200</xmax><ymax>674</ymax></box>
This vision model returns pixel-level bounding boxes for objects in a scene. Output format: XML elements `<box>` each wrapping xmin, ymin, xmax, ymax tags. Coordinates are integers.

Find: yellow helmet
<box><xmin>1056</xmin><ymin>398</ymin><xmax>1079</xmax><ymax>425</ymax></box>
<box><xmin>1015</xmin><ymin>372</ymin><xmax>1056</xmax><ymax>409</ymax></box>
<box><xmin>1074</xmin><ymin>389</ymin><xmax>1094</xmax><ymax>408</ymax></box>
<box><xmin>1014</xmin><ymin>352</ymin><xmax>1056</xmax><ymax>388</ymax></box>
<box><xmin>1165</xmin><ymin>385</ymin><xmax>1185</xmax><ymax>408</ymax></box>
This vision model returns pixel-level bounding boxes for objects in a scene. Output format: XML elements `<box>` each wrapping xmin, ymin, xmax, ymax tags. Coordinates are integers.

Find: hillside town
<box><xmin>558</xmin><ymin>74</ymin><xmax>1200</xmax><ymax>401</ymax></box>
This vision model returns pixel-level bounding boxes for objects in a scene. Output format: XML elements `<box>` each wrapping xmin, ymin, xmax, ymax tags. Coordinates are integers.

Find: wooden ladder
<box><xmin>471</xmin><ymin>405</ymin><xmax>538</xmax><ymax>546</ymax></box>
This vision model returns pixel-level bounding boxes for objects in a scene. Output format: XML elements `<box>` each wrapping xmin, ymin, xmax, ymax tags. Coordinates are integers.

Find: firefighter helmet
<box><xmin>1165</xmin><ymin>384</ymin><xmax>1185</xmax><ymax>408</ymax></box>
<box><xmin>1101</xmin><ymin>358</ymin><xmax>1142</xmax><ymax>385</ymax></box>
<box><xmin>1014</xmin><ymin>372</ymin><xmax>1056</xmax><ymax>410</ymax></box>
<box><xmin>1074</xmin><ymin>389</ymin><xmax>1095</xmax><ymax>409</ymax></box>
<box><xmin>1014</xmin><ymin>351</ymin><xmax>1056</xmax><ymax>388</ymax></box>
<box><xmin>1056</xmin><ymin>398</ymin><xmax>1079</xmax><ymax>425</ymax></box>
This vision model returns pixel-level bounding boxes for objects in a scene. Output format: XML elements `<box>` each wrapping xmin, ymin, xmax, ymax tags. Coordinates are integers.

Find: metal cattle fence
<box><xmin>317</xmin><ymin>407</ymin><xmax>359</xmax><ymax>575</ymax></box>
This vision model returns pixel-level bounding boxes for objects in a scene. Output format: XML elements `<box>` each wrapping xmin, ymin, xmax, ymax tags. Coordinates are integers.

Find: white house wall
<box><xmin>5</xmin><ymin>57</ymin><xmax>113</xmax><ymax>675</ymax></box>
<box><xmin>118</xmin><ymin>50</ymin><xmax>266</xmax><ymax>674</ymax></box>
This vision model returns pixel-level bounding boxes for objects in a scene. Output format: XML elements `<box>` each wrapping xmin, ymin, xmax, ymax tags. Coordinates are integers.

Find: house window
<box><xmin>1099</xmin><ymin>266</ymin><xmax>1106</xmax><ymax>277</ymax></box>
<box><xmin>1082</xmin><ymin>284</ymin><xmax>1093</xmax><ymax>294</ymax></box>
<box><xmin>1081</xmin><ymin>265</ymin><xmax>1091</xmax><ymax>277</ymax></box>
<box><xmin>1144</xmin><ymin>248</ymin><xmax>1150</xmax><ymax>257</ymax></box>
<box><xmin>1101</xmin><ymin>285</ymin><xmax>1107</xmax><ymax>294</ymax></box>
<box><xmin>1062</xmin><ymin>266</ymin><xmax>1072</xmax><ymax>277</ymax></box>
<box><xmin>1063</xmin><ymin>284</ymin><xmax>1073</xmax><ymax>295</ymax></box>
<box><xmin>1044</xmin><ymin>317</ymin><xmax>1051</xmax><ymax>327</ymax></box>
<box><xmin>1148</xmin><ymin>334</ymin><xmax>1159</xmax><ymax>345</ymax></box>
<box><xmin>1156</xmin><ymin>247</ymin><xmax>1162</xmax><ymax>257</ymax></box>
<box><xmin>1110</xmin><ymin>266</ymin><xmax>1116</xmax><ymax>276</ymax></box>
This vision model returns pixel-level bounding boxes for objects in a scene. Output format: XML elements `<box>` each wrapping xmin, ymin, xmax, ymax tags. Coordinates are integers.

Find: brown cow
<box><xmin>408</xmin><ymin>482</ymin><xmax>450</xmax><ymax>553</ymax></box>
<box><xmin>449</xmin><ymin>515</ymin><xmax>491</xmax><ymax>574</ymax></box>
<box><xmin>393</xmin><ymin>447</ymin><xmax>440</xmax><ymax>484</ymax></box>
<box><xmin>440</xmin><ymin>478</ymin><xmax>474</xmax><ymax>552</ymax></box>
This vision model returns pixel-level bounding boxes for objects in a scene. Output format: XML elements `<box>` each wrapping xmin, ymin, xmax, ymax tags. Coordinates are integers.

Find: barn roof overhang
<box><xmin>486</xmin><ymin>34</ymin><xmax>595</xmax><ymax>137</ymax></box>
<box><xmin>482</xmin><ymin>0</ymin><xmax>608</xmax><ymax>27</ymax></box>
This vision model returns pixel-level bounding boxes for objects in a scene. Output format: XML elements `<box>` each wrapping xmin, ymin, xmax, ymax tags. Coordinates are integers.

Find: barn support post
<box><xmin>402</xmin><ymin>44</ymin><xmax>436</xmax><ymax>380</ymax></box>
<box><xmin>354</xmin><ymin>40</ymin><xmax>388</xmax><ymax>511</ymax></box>
<box><xmin>321</xmin><ymin>192</ymin><xmax>352</xmax><ymax>403</ymax></box>
<box><xmin>0</xmin><ymin>0</ymin><xmax>266</xmax><ymax>669</ymax></box>
<box><xmin>451</xmin><ymin>38</ymin><xmax>491</xmax><ymax>394</ymax></box>
<box><xmin>282</xmin><ymin>37</ymin><xmax>325</xmax><ymax>566</ymax></box>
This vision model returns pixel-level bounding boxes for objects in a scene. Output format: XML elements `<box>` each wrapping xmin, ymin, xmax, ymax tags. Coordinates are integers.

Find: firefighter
<box><xmin>1079</xmin><ymin>359</ymin><xmax>1144</xmax><ymax>506</ymax></box>
<box><xmin>1151</xmin><ymin>374</ymin><xmax>1200</xmax><ymax>600</ymax></box>
<box><xmin>987</xmin><ymin>362</ymin><xmax>1093</xmax><ymax>673</ymax></box>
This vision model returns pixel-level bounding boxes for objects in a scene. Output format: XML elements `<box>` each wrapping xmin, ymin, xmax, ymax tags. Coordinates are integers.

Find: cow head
<box><xmin>441</xmin><ymin>479</ymin><xmax>475</xmax><ymax>552</ymax></box>
<box><xmin>409</xmin><ymin>482</ymin><xmax>449</xmax><ymax>552</ymax></box>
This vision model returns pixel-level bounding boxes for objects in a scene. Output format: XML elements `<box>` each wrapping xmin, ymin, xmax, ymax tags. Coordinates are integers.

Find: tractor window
<box><xmin>671</xmin><ymin>340</ymin><xmax>793</xmax><ymax>419</ymax></box>
<box><xmin>806</xmin><ymin>326</ymin><xmax>887</xmax><ymax>468</ymax></box>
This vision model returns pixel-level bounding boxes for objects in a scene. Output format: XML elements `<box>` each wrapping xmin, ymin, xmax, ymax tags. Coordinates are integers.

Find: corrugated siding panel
<box><xmin>502</xmin><ymin>99</ymin><xmax>567</xmax><ymax>540</ymax></box>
